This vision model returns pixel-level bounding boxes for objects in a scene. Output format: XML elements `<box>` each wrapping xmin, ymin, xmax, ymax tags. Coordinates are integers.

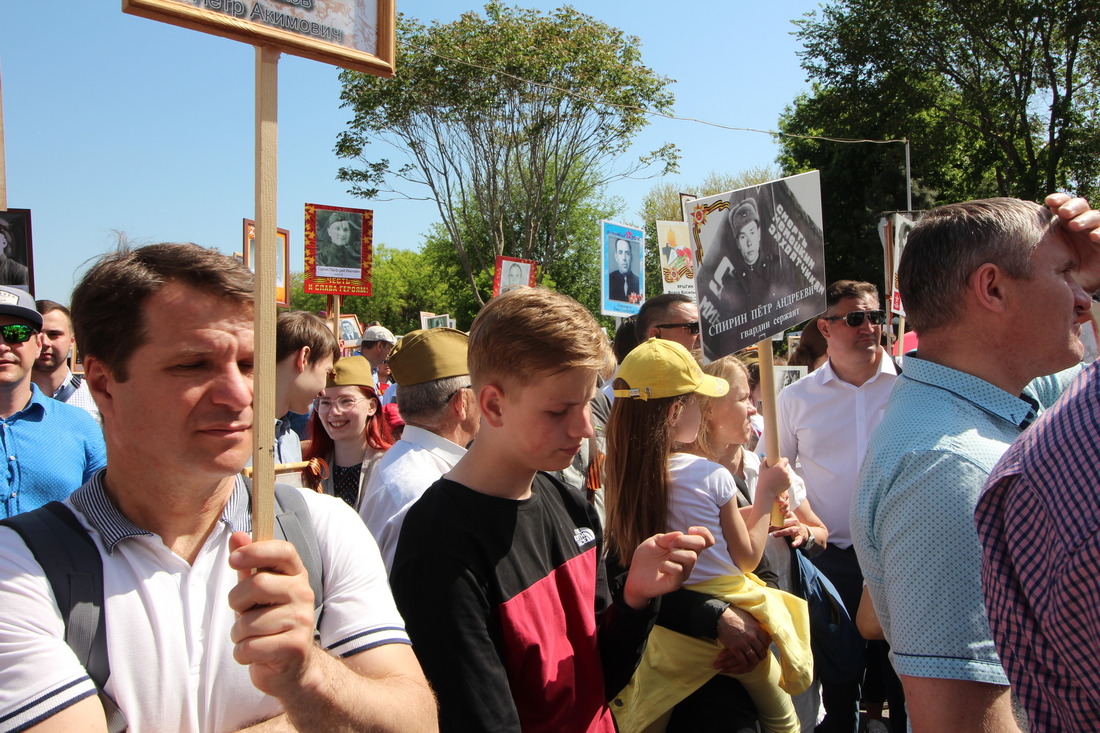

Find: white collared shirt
<box><xmin>359</xmin><ymin>425</ymin><xmax>467</xmax><ymax>570</ymax></box>
<box><xmin>776</xmin><ymin>349</ymin><xmax>898</xmax><ymax>547</ymax></box>
<box><xmin>0</xmin><ymin>473</ymin><xmax>408</xmax><ymax>732</ymax></box>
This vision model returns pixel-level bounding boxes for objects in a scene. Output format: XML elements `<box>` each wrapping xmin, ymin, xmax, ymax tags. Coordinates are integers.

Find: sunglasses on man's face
<box><xmin>656</xmin><ymin>321</ymin><xmax>701</xmax><ymax>335</ymax></box>
<box><xmin>822</xmin><ymin>309</ymin><xmax>887</xmax><ymax>328</ymax></box>
<box><xmin>0</xmin><ymin>324</ymin><xmax>37</xmax><ymax>345</ymax></box>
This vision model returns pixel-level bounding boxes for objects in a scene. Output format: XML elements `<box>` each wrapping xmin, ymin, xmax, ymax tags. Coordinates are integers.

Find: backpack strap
<box><xmin>0</xmin><ymin>502</ymin><xmax>128</xmax><ymax>732</ymax></box>
<box><xmin>272</xmin><ymin>483</ymin><xmax>325</xmax><ymax>625</ymax></box>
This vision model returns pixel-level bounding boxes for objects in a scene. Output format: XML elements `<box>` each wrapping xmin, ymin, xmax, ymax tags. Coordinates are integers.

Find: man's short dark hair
<box><xmin>824</xmin><ymin>281</ymin><xmax>880</xmax><ymax>312</ymax></box>
<box><xmin>71</xmin><ymin>243</ymin><xmax>253</xmax><ymax>381</ymax></box>
<box><xmin>276</xmin><ymin>311</ymin><xmax>340</xmax><ymax>365</ymax></box>
<box><xmin>35</xmin><ymin>300</ymin><xmax>70</xmax><ymax>319</ymax></box>
<box><xmin>899</xmin><ymin>198</ymin><xmax>1047</xmax><ymax>333</ymax></box>
<box><xmin>635</xmin><ymin>293</ymin><xmax>694</xmax><ymax>341</ymax></box>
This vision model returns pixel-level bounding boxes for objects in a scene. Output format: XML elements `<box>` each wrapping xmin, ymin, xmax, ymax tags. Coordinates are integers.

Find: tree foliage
<box><xmin>335</xmin><ymin>2</ymin><xmax>677</xmax><ymax>306</ymax></box>
<box><xmin>288</xmin><ymin>244</ymin><xmax>448</xmax><ymax>333</ymax></box>
<box><xmin>779</xmin><ymin>0</ymin><xmax>1100</xmax><ymax>288</ymax></box>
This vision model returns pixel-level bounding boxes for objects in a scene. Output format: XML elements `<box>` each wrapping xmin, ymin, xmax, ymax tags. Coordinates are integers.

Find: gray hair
<box><xmin>898</xmin><ymin>197</ymin><xmax>1051</xmax><ymax>333</ymax></box>
<box><xmin>395</xmin><ymin>375</ymin><xmax>469</xmax><ymax>426</ymax></box>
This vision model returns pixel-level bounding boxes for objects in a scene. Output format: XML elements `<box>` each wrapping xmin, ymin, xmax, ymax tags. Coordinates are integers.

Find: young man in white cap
<box><xmin>0</xmin><ymin>286</ymin><xmax>104</xmax><ymax>518</ymax></box>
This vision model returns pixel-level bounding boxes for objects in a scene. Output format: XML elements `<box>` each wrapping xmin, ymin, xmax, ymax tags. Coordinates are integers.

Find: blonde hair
<box><xmin>689</xmin><ymin>356</ymin><xmax>750</xmax><ymax>461</ymax></box>
<box><xmin>468</xmin><ymin>287</ymin><xmax>614</xmax><ymax>389</ymax></box>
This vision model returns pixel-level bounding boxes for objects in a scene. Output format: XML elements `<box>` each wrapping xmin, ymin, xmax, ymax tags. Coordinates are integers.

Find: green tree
<box><xmin>335</xmin><ymin>3</ymin><xmax>677</xmax><ymax>306</ymax></box>
<box><xmin>289</xmin><ymin>244</ymin><xmax>450</xmax><ymax>333</ymax></box>
<box><xmin>779</xmin><ymin>0</ymin><xmax>1100</xmax><ymax>287</ymax></box>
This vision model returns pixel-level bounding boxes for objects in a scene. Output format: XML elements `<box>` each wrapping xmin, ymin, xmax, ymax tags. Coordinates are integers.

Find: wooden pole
<box><xmin>0</xmin><ymin>62</ymin><xmax>7</xmax><ymax>211</ymax></box>
<box><xmin>895</xmin><ymin>315</ymin><xmax>907</xmax><ymax>358</ymax></box>
<box><xmin>251</xmin><ymin>46</ymin><xmax>280</xmax><ymax>542</ymax></box>
<box><xmin>755</xmin><ymin>339</ymin><xmax>785</xmax><ymax>527</ymax></box>
<box><xmin>332</xmin><ymin>293</ymin><xmax>342</xmax><ymax>341</ymax></box>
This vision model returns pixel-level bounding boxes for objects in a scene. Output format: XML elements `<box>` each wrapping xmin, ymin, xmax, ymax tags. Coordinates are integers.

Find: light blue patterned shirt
<box><xmin>851</xmin><ymin>354</ymin><xmax>1077</xmax><ymax>684</ymax></box>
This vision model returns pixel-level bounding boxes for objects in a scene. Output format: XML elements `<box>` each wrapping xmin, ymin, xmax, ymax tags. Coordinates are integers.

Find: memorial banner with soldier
<box><xmin>685</xmin><ymin>171</ymin><xmax>826</xmax><ymax>361</ymax></box>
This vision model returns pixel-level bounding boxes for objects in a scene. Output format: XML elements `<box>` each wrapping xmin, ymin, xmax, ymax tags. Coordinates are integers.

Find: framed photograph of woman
<box><xmin>493</xmin><ymin>255</ymin><xmax>538</xmax><ymax>296</ymax></box>
<box><xmin>242</xmin><ymin>218</ymin><xmax>291</xmax><ymax>307</ymax></box>
<box><xmin>0</xmin><ymin>209</ymin><xmax>34</xmax><ymax>293</ymax></box>
<box><xmin>304</xmin><ymin>203</ymin><xmax>373</xmax><ymax>297</ymax></box>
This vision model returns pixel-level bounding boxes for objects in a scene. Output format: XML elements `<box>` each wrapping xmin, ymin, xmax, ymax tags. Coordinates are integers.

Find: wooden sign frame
<box><xmin>243</xmin><ymin>218</ymin><xmax>291</xmax><ymax>306</ymax></box>
<box><xmin>123</xmin><ymin>0</ymin><xmax>396</xmax><ymax>77</ymax></box>
<box><xmin>304</xmin><ymin>202</ymin><xmax>373</xmax><ymax>297</ymax></box>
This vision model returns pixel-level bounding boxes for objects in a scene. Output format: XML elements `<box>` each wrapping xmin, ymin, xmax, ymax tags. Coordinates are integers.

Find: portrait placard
<box><xmin>338</xmin><ymin>313</ymin><xmax>362</xmax><ymax>348</ymax></box>
<box><xmin>773</xmin><ymin>365</ymin><xmax>808</xmax><ymax>399</ymax></box>
<box><xmin>878</xmin><ymin>212</ymin><xmax>917</xmax><ymax>316</ymax></box>
<box><xmin>0</xmin><ymin>209</ymin><xmax>34</xmax><ymax>294</ymax></box>
<box><xmin>243</xmin><ymin>218</ymin><xmax>290</xmax><ymax>306</ymax></box>
<box><xmin>600</xmin><ymin>220</ymin><xmax>645</xmax><ymax>317</ymax></box>
<box><xmin>656</xmin><ymin>220</ymin><xmax>695</xmax><ymax>298</ymax></box>
<box><xmin>304</xmin><ymin>203</ymin><xmax>372</xmax><ymax>296</ymax></box>
<box><xmin>493</xmin><ymin>256</ymin><xmax>538</xmax><ymax>296</ymax></box>
<box><xmin>425</xmin><ymin>314</ymin><xmax>449</xmax><ymax>329</ymax></box>
<box><xmin>685</xmin><ymin>171</ymin><xmax>826</xmax><ymax>361</ymax></box>
<box><xmin>123</xmin><ymin>0</ymin><xmax>396</xmax><ymax>77</ymax></box>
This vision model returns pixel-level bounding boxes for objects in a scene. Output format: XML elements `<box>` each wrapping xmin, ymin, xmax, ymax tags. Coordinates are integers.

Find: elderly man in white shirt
<box><xmin>359</xmin><ymin>327</ymin><xmax>480</xmax><ymax>569</ymax></box>
<box><xmin>776</xmin><ymin>279</ymin><xmax>901</xmax><ymax>733</ymax></box>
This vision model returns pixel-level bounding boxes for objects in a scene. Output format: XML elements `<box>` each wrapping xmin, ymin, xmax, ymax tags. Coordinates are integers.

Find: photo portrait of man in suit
<box><xmin>608</xmin><ymin>236</ymin><xmax>639</xmax><ymax>302</ymax></box>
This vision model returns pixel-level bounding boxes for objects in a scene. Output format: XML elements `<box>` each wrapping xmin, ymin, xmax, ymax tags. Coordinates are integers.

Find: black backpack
<box><xmin>0</xmin><ymin>483</ymin><xmax>324</xmax><ymax>733</ymax></box>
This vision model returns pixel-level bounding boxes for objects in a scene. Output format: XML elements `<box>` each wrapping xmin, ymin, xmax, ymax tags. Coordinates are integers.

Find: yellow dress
<box><xmin>611</xmin><ymin>572</ymin><xmax>812</xmax><ymax>733</ymax></box>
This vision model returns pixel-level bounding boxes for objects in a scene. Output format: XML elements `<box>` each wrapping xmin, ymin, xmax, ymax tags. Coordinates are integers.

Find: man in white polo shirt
<box><xmin>0</xmin><ymin>243</ymin><xmax>436</xmax><ymax>732</ymax></box>
<box><xmin>360</xmin><ymin>327</ymin><xmax>478</xmax><ymax>570</ymax></box>
<box><xmin>776</xmin><ymin>279</ymin><xmax>900</xmax><ymax>732</ymax></box>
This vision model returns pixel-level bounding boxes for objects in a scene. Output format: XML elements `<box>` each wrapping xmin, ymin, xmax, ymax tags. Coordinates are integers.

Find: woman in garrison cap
<box><xmin>304</xmin><ymin>356</ymin><xmax>395</xmax><ymax>508</ymax></box>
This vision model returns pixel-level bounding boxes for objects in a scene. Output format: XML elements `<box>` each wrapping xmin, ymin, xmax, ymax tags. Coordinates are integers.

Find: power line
<box><xmin>401</xmin><ymin>40</ymin><xmax>908</xmax><ymax>147</ymax></box>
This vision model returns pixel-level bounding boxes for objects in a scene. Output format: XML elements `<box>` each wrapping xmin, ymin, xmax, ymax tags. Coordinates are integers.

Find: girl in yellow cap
<box><xmin>604</xmin><ymin>338</ymin><xmax>812</xmax><ymax>733</ymax></box>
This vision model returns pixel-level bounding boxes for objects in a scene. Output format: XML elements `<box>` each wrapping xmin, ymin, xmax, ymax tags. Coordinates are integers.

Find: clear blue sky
<box><xmin>0</xmin><ymin>1</ymin><xmax>821</xmax><ymax>304</ymax></box>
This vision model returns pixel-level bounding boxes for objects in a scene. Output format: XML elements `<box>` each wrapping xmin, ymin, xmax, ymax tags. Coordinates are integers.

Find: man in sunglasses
<box><xmin>635</xmin><ymin>293</ymin><xmax>701</xmax><ymax>352</ymax></box>
<box><xmin>0</xmin><ymin>285</ymin><xmax>105</xmax><ymax>519</ymax></box>
<box><xmin>776</xmin><ymin>279</ymin><xmax>902</xmax><ymax>732</ymax></box>
<box><xmin>851</xmin><ymin>195</ymin><xmax>1100</xmax><ymax>733</ymax></box>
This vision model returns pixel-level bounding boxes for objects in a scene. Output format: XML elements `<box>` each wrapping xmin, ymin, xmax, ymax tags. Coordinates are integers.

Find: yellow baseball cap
<box><xmin>613</xmin><ymin>338</ymin><xmax>729</xmax><ymax>400</ymax></box>
<box><xmin>328</xmin><ymin>355</ymin><xmax>376</xmax><ymax>390</ymax></box>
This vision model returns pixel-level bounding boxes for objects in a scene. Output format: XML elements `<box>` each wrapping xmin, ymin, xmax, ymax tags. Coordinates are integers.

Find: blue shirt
<box><xmin>0</xmin><ymin>384</ymin><xmax>107</xmax><ymax>518</ymax></box>
<box><xmin>850</xmin><ymin>354</ymin><xmax>1076</xmax><ymax>685</ymax></box>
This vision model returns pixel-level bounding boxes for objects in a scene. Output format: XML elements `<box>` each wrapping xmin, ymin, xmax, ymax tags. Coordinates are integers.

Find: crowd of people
<box><xmin>0</xmin><ymin>191</ymin><xmax>1097</xmax><ymax>733</ymax></box>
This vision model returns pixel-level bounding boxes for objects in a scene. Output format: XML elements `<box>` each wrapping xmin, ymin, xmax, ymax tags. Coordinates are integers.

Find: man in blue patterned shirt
<box><xmin>851</xmin><ymin>194</ymin><xmax>1100</xmax><ymax>732</ymax></box>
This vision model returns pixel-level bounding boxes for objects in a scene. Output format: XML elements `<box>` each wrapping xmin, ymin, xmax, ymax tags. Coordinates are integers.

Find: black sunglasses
<box><xmin>822</xmin><ymin>309</ymin><xmax>887</xmax><ymax>327</ymax></box>
<box><xmin>0</xmin><ymin>324</ymin><xmax>37</xmax><ymax>344</ymax></box>
<box><xmin>656</xmin><ymin>321</ymin><xmax>700</xmax><ymax>335</ymax></box>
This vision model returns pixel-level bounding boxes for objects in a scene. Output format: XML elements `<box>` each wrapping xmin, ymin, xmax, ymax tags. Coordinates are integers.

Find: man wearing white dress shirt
<box><xmin>360</xmin><ymin>327</ymin><xmax>479</xmax><ymax>570</ymax></box>
<box><xmin>776</xmin><ymin>280</ymin><xmax>899</xmax><ymax>732</ymax></box>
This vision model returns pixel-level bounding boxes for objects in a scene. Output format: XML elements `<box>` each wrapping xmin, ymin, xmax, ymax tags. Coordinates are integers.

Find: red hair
<box><xmin>304</xmin><ymin>385</ymin><xmax>394</xmax><ymax>461</ymax></box>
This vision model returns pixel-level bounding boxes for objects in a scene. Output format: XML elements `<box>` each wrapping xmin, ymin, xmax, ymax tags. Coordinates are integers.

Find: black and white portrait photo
<box><xmin>0</xmin><ymin>210</ymin><xmax>33</xmax><ymax>293</ymax></box>
<box><xmin>501</xmin><ymin>261</ymin><xmax>530</xmax><ymax>293</ymax></box>
<box><xmin>315</xmin><ymin>209</ymin><xmax>363</xmax><ymax>278</ymax></box>
<box><xmin>608</xmin><ymin>236</ymin><xmax>639</xmax><ymax>303</ymax></box>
